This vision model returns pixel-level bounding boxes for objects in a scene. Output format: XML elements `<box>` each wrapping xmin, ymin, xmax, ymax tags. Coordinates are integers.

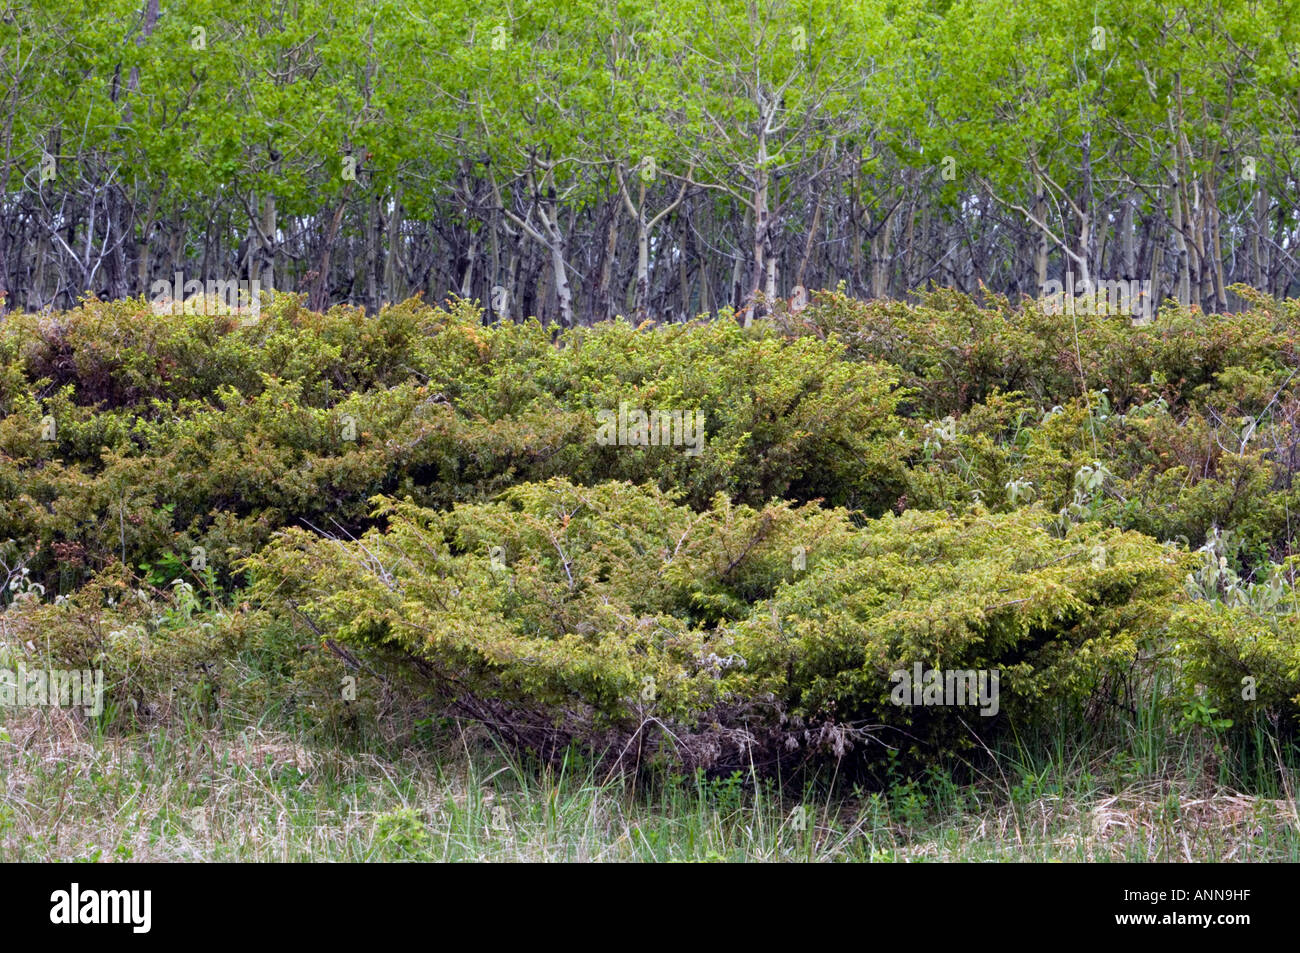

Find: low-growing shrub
<box><xmin>1</xmin><ymin>296</ymin><xmax>907</xmax><ymax>596</ymax></box>
<box><xmin>243</xmin><ymin>478</ymin><xmax>1193</xmax><ymax>774</ymax></box>
<box><xmin>7</xmin><ymin>288</ymin><xmax>1300</xmax><ymax>776</ymax></box>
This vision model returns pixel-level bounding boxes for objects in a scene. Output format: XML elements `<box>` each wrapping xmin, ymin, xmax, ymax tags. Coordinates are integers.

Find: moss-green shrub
<box><xmin>0</xmin><ymin>295</ymin><xmax>907</xmax><ymax>597</ymax></box>
<box><xmin>1169</xmin><ymin>601</ymin><xmax>1300</xmax><ymax>727</ymax></box>
<box><xmin>243</xmin><ymin>478</ymin><xmax>1190</xmax><ymax>773</ymax></box>
<box><xmin>786</xmin><ymin>285</ymin><xmax>1300</xmax><ymax>417</ymax></box>
<box><xmin>8</xmin><ymin>288</ymin><xmax>1300</xmax><ymax>772</ymax></box>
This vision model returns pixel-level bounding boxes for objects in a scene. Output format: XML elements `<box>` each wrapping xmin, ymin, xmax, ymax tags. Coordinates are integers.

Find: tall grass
<box><xmin>2</xmin><ymin>702</ymin><xmax>1295</xmax><ymax>862</ymax></box>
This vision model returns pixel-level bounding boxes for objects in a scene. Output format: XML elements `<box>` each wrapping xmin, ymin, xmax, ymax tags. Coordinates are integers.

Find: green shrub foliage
<box><xmin>243</xmin><ymin>479</ymin><xmax>1189</xmax><ymax>773</ymax></box>
<box><xmin>4</xmin><ymin>290</ymin><xmax>1300</xmax><ymax>771</ymax></box>
<box><xmin>0</xmin><ymin>295</ymin><xmax>906</xmax><ymax>597</ymax></box>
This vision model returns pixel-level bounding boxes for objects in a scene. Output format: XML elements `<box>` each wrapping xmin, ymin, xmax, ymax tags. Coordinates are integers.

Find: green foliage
<box><xmin>7</xmin><ymin>290</ymin><xmax>1300</xmax><ymax>773</ymax></box>
<box><xmin>372</xmin><ymin>808</ymin><xmax>433</xmax><ymax>861</ymax></box>
<box><xmin>0</xmin><ymin>295</ymin><xmax>906</xmax><ymax>597</ymax></box>
<box><xmin>793</xmin><ymin>288</ymin><xmax>1300</xmax><ymax>570</ymax></box>
<box><xmin>1170</xmin><ymin>590</ymin><xmax>1300</xmax><ymax>728</ymax></box>
<box><xmin>243</xmin><ymin>479</ymin><xmax>1190</xmax><ymax>773</ymax></box>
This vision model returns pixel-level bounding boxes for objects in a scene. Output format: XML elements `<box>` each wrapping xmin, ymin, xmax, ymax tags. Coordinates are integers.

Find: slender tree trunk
<box><xmin>386</xmin><ymin>186</ymin><xmax>403</xmax><ymax>304</ymax></box>
<box><xmin>260</xmin><ymin>193</ymin><xmax>277</xmax><ymax>291</ymax></box>
<box><xmin>872</xmin><ymin>210</ymin><xmax>892</xmax><ymax>299</ymax></box>
<box><xmin>1252</xmin><ymin>187</ymin><xmax>1266</xmax><ymax>289</ymax></box>
<box><xmin>677</xmin><ymin>211</ymin><xmax>689</xmax><ymax>320</ymax></box>
<box><xmin>1172</xmin><ymin>186</ymin><xmax>1190</xmax><ymax>309</ymax></box>
<box><xmin>745</xmin><ymin>128</ymin><xmax>769</xmax><ymax>327</ymax></box>
<box><xmin>1205</xmin><ymin>173</ymin><xmax>1227</xmax><ymax>311</ymax></box>
<box><xmin>597</xmin><ymin>204</ymin><xmax>620</xmax><ymax>321</ymax></box>
<box><xmin>795</xmin><ymin>197</ymin><xmax>821</xmax><ymax>292</ymax></box>
<box><xmin>1120</xmin><ymin>195</ymin><xmax>1135</xmax><ymax>279</ymax></box>
<box><xmin>634</xmin><ymin>187</ymin><xmax>650</xmax><ymax>318</ymax></box>
<box><xmin>731</xmin><ymin>205</ymin><xmax>750</xmax><ymax>315</ymax></box>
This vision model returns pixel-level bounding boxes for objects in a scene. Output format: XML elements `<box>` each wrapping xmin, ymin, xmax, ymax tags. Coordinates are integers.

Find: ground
<box><xmin>3</xmin><ymin>709</ymin><xmax>1295</xmax><ymax>862</ymax></box>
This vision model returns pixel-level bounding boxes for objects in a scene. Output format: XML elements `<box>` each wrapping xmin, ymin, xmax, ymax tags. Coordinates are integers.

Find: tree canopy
<box><xmin>4</xmin><ymin>0</ymin><xmax>1300</xmax><ymax>322</ymax></box>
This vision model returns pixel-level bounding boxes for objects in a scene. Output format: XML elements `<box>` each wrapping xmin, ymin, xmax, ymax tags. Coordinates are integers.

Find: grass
<box><xmin>2</xmin><ymin>704</ymin><xmax>1296</xmax><ymax>862</ymax></box>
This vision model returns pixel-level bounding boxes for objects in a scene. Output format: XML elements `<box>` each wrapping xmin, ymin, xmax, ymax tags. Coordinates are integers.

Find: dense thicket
<box><xmin>3</xmin><ymin>292</ymin><xmax>1298</xmax><ymax>771</ymax></box>
<box><xmin>5</xmin><ymin>0</ymin><xmax>1300</xmax><ymax>322</ymax></box>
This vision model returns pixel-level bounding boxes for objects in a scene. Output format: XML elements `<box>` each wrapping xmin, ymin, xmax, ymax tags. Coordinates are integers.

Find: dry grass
<box><xmin>889</xmin><ymin>789</ymin><xmax>1298</xmax><ymax>862</ymax></box>
<box><xmin>3</xmin><ymin>706</ymin><xmax>1297</xmax><ymax>862</ymax></box>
